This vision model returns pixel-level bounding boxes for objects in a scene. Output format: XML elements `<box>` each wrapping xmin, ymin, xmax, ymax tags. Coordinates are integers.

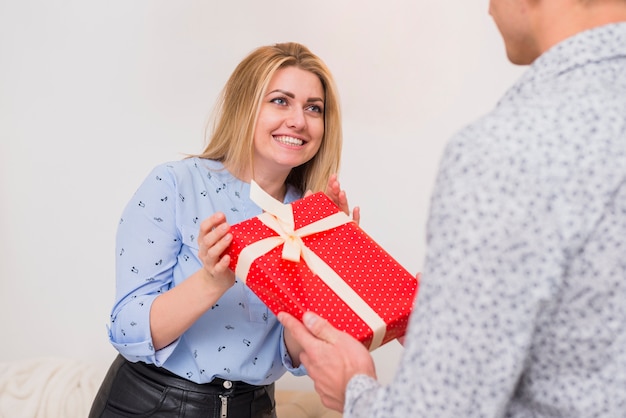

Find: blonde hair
<box><xmin>196</xmin><ymin>42</ymin><xmax>342</xmax><ymax>193</ymax></box>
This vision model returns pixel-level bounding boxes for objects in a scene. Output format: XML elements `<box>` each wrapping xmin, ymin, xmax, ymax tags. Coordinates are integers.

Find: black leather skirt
<box><xmin>88</xmin><ymin>355</ymin><xmax>276</xmax><ymax>418</ymax></box>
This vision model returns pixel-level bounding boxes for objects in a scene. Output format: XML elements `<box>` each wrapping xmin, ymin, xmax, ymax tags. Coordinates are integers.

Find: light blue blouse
<box><xmin>108</xmin><ymin>157</ymin><xmax>305</xmax><ymax>385</ymax></box>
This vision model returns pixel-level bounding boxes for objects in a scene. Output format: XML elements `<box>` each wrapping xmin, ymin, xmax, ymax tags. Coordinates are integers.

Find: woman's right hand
<box><xmin>197</xmin><ymin>212</ymin><xmax>236</xmax><ymax>292</ymax></box>
<box><xmin>150</xmin><ymin>212</ymin><xmax>236</xmax><ymax>350</ymax></box>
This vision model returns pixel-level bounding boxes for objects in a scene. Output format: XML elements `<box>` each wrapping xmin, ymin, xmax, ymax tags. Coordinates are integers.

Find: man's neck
<box><xmin>531</xmin><ymin>0</ymin><xmax>626</xmax><ymax>54</ymax></box>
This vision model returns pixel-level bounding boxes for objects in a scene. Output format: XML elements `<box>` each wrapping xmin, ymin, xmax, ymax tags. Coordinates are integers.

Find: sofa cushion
<box><xmin>0</xmin><ymin>357</ymin><xmax>342</xmax><ymax>417</ymax></box>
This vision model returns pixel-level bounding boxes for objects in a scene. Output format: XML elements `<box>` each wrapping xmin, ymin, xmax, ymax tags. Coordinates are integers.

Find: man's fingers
<box><xmin>278</xmin><ymin>312</ymin><xmax>320</xmax><ymax>347</ymax></box>
<box><xmin>301</xmin><ymin>312</ymin><xmax>340</xmax><ymax>344</ymax></box>
<box><xmin>279</xmin><ymin>311</ymin><xmax>341</xmax><ymax>347</ymax></box>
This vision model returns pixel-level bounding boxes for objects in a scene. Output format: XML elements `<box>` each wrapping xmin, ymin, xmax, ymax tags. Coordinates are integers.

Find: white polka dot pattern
<box><xmin>227</xmin><ymin>192</ymin><xmax>418</xmax><ymax>350</ymax></box>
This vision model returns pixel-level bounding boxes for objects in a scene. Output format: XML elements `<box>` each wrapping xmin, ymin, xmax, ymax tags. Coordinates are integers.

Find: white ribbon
<box><xmin>234</xmin><ymin>181</ymin><xmax>387</xmax><ymax>350</ymax></box>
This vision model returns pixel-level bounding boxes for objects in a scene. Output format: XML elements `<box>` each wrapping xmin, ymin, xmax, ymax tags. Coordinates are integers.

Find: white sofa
<box><xmin>0</xmin><ymin>357</ymin><xmax>341</xmax><ymax>418</ymax></box>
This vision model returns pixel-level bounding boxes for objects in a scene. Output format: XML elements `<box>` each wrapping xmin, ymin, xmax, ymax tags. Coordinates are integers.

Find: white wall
<box><xmin>0</xmin><ymin>0</ymin><xmax>524</xmax><ymax>391</ymax></box>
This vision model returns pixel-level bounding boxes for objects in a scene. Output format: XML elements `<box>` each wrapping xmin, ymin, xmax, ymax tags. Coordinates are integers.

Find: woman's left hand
<box><xmin>322</xmin><ymin>174</ymin><xmax>360</xmax><ymax>225</ymax></box>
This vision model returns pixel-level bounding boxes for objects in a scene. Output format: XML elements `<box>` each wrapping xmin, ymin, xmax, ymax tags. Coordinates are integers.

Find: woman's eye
<box><xmin>270</xmin><ymin>97</ymin><xmax>287</xmax><ymax>106</ymax></box>
<box><xmin>307</xmin><ymin>104</ymin><xmax>323</xmax><ymax>113</ymax></box>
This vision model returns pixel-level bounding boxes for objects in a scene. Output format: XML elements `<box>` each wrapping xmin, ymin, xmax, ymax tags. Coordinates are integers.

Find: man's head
<box><xmin>489</xmin><ymin>0</ymin><xmax>626</xmax><ymax>65</ymax></box>
<box><xmin>489</xmin><ymin>0</ymin><xmax>540</xmax><ymax>65</ymax></box>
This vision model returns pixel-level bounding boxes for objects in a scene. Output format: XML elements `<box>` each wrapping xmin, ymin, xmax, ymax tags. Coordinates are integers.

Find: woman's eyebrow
<box><xmin>267</xmin><ymin>89</ymin><xmax>324</xmax><ymax>103</ymax></box>
<box><xmin>267</xmin><ymin>89</ymin><xmax>295</xmax><ymax>98</ymax></box>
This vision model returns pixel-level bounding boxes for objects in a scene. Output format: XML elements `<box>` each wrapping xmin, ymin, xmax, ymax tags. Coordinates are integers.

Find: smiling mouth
<box><xmin>274</xmin><ymin>135</ymin><xmax>304</xmax><ymax>146</ymax></box>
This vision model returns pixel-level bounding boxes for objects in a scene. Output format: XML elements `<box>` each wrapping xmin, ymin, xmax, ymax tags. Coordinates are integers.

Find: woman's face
<box><xmin>252</xmin><ymin>66</ymin><xmax>325</xmax><ymax>178</ymax></box>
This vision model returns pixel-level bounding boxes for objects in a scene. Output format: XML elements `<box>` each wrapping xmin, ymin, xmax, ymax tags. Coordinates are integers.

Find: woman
<box><xmin>89</xmin><ymin>42</ymin><xmax>357</xmax><ymax>417</ymax></box>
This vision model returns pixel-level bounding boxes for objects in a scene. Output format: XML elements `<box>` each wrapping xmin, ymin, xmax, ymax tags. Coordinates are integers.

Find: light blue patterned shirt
<box><xmin>108</xmin><ymin>157</ymin><xmax>305</xmax><ymax>385</ymax></box>
<box><xmin>345</xmin><ymin>23</ymin><xmax>626</xmax><ymax>417</ymax></box>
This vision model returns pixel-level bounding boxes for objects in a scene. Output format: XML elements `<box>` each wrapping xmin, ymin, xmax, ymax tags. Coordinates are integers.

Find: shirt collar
<box><xmin>506</xmin><ymin>22</ymin><xmax>626</xmax><ymax>96</ymax></box>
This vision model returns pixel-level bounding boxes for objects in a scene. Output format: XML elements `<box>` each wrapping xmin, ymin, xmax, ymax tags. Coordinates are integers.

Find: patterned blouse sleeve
<box><xmin>108</xmin><ymin>164</ymin><xmax>183</xmax><ymax>364</ymax></box>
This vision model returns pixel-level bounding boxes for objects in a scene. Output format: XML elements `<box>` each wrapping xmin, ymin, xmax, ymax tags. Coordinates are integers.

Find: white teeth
<box><xmin>274</xmin><ymin>136</ymin><xmax>303</xmax><ymax>146</ymax></box>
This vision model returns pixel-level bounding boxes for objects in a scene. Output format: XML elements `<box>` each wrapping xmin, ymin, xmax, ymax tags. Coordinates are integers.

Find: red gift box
<box><xmin>226</xmin><ymin>181</ymin><xmax>419</xmax><ymax>351</ymax></box>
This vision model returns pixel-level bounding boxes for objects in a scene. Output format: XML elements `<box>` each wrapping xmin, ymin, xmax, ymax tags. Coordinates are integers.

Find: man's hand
<box><xmin>278</xmin><ymin>311</ymin><xmax>376</xmax><ymax>412</ymax></box>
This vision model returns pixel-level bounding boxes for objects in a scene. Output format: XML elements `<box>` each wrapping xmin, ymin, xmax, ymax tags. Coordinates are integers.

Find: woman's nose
<box><xmin>286</xmin><ymin>108</ymin><xmax>306</xmax><ymax>129</ymax></box>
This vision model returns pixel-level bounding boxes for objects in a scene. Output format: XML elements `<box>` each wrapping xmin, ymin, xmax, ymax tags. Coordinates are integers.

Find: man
<box><xmin>278</xmin><ymin>0</ymin><xmax>626</xmax><ymax>416</ymax></box>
